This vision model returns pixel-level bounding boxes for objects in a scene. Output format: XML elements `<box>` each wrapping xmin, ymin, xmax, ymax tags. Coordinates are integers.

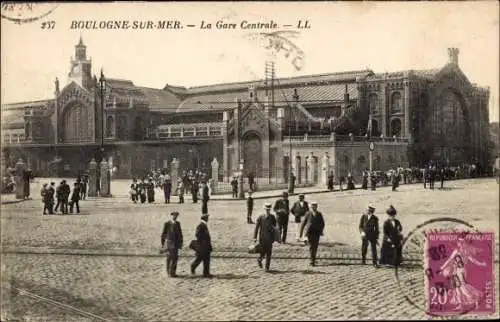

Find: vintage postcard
<box><xmin>1</xmin><ymin>1</ymin><xmax>499</xmax><ymax>321</ymax></box>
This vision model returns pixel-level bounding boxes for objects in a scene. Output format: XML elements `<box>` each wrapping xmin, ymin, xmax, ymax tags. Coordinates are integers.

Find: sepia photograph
<box><xmin>1</xmin><ymin>1</ymin><xmax>499</xmax><ymax>320</ymax></box>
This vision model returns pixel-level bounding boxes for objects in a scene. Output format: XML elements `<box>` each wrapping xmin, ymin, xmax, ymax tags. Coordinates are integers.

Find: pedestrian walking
<box><xmin>288</xmin><ymin>171</ymin><xmax>296</xmax><ymax>194</ymax></box>
<box><xmin>46</xmin><ymin>182</ymin><xmax>55</xmax><ymax>214</ymax></box>
<box><xmin>40</xmin><ymin>183</ymin><xmax>48</xmax><ymax>215</ymax></box>
<box><xmin>273</xmin><ymin>191</ymin><xmax>290</xmax><ymax>243</ymax></box>
<box><xmin>423</xmin><ymin>167</ymin><xmax>428</xmax><ymax>189</ymax></box>
<box><xmin>146</xmin><ymin>178</ymin><xmax>155</xmax><ymax>203</ymax></box>
<box><xmin>61</xmin><ymin>180</ymin><xmax>70</xmax><ymax>214</ymax></box>
<box><xmin>231</xmin><ymin>177</ymin><xmax>238</xmax><ymax>198</ymax></box>
<box><xmin>291</xmin><ymin>194</ymin><xmax>309</xmax><ymax>242</ymax></box>
<box><xmin>163</xmin><ymin>175</ymin><xmax>172</xmax><ymax>203</ymax></box>
<box><xmin>54</xmin><ymin>181</ymin><xmax>63</xmax><ymax>214</ymax></box>
<box><xmin>248</xmin><ymin>172</ymin><xmax>255</xmax><ymax>192</ymax></box>
<box><xmin>327</xmin><ymin>171</ymin><xmax>334</xmax><ymax>191</ymax></box>
<box><xmin>177</xmin><ymin>179</ymin><xmax>185</xmax><ymax>204</ymax></box>
<box><xmin>69</xmin><ymin>182</ymin><xmax>81</xmax><ymax>214</ymax></box>
<box><xmin>191</xmin><ymin>179</ymin><xmax>199</xmax><ymax>203</ymax></box>
<box><xmin>379</xmin><ymin>205</ymin><xmax>403</xmax><ymax>267</ymax></box>
<box><xmin>440</xmin><ymin>167</ymin><xmax>445</xmax><ymax>189</ymax></box>
<box><xmin>391</xmin><ymin>171</ymin><xmax>399</xmax><ymax>191</ymax></box>
<box><xmin>161</xmin><ymin>212</ymin><xmax>183</xmax><ymax>277</ymax></box>
<box><xmin>80</xmin><ymin>174</ymin><xmax>88</xmax><ymax>200</ymax></box>
<box><xmin>130</xmin><ymin>178</ymin><xmax>139</xmax><ymax>203</ymax></box>
<box><xmin>246</xmin><ymin>191</ymin><xmax>254</xmax><ymax>224</ymax></box>
<box><xmin>299</xmin><ymin>201</ymin><xmax>325</xmax><ymax>266</ymax></box>
<box><xmin>370</xmin><ymin>172</ymin><xmax>377</xmax><ymax>191</ymax></box>
<box><xmin>201</xmin><ymin>181</ymin><xmax>210</xmax><ymax>215</ymax></box>
<box><xmin>346</xmin><ymin>172</ymin><xmax>355</xmax><ymax>190</ymax></box>
<box><xmin>191</xmin><ymin>213</ymin><xmax>212</xmax><ymax>278</ymax></box>
<box><xmin>362</xmin><ymin>169</ymin><xmax>369</xmax><ymax>190</ymax></box>
<box><xmin>253</xmin><ymin>203</ymin><xmax>278</xmax><ymax>272</ymax></box>
<box><xmin>359</xmin><ymin>204</ymin><xmax>379</xmax><ymax>267</ymax></box>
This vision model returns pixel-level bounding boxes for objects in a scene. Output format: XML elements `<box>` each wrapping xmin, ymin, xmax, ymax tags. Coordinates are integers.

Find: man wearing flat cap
<box><xmin>299</xmin><ymin>201</ymin><xmax>325</xmax><ymax>266</ymax></box>
<box><xmin>254</xmin><ymin>202</ymin><xmax>278</xmax><ymax>272</ymax></box>
<box><xmin>379</xmin><ymin>205</ymin><xmax>403</xmax><ymax>267</ymax></box>
<box><xmin>358</xmin><ymin>204</ymin><xmax>379</xmax><ymax>267</ymax></box>
<box><xmin>191</xmin><ymin>213</ymin><xmax>213</xmax><ymax>277</ymax></box>
<box><xmin>273</xmin><ymin>191</ymin><xmax>290</xmax><ymax>243</ymax></box>
<box><xmin>161</xmin><ymin>211</ymin><xmax>183</xmax><ymax>277</ymax></box>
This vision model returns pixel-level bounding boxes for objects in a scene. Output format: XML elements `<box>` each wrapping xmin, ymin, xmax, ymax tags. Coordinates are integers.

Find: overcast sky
<box><xmin>1</xmin><ymin>2</ymin><xmax>498</xmax><ymax>121</ymax></box>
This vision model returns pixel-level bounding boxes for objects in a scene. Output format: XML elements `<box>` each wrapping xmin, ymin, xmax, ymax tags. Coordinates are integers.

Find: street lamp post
<box><xmin>98</xmin><ymin>69</ymin><xmax>106</xmax><ymax>195</ymax></box>
<box><xmin>236</xmin><ymin>99</ymin><xmax>245</xmax><ymax>199</ymax></box>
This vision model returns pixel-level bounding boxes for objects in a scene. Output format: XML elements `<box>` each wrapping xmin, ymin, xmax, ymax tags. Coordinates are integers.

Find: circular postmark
<box><xmin>394</xmin><ymin>217</ymin><xmax>493</xmax><ymax>317</ymax></box>
<box><xmin>1</xmin><ymin>2</ymin><xmax>57</xmax><ymax>24</ymax></box>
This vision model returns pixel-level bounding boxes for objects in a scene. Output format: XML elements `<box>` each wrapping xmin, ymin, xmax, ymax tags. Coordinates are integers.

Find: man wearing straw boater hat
<box><xmin>358</xmin><ymin>204</ymin><xmax>380</xmax><ymax>268</ymax></box>
<box><xmin>254</xmin><ymin>202</ymin><xmax>278</xmax><ymax>272</ymax></box>
<box><xmin>160</xmin><ymin>211</ymin><xmax>183</xmax><ymax>277</ymax></box>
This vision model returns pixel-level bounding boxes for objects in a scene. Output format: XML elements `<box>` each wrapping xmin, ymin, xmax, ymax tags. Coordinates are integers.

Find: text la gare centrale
<box><xmin>70</xmin><ymin>19</ymin><xmax>310</xmax><ymax>30</ymax></box>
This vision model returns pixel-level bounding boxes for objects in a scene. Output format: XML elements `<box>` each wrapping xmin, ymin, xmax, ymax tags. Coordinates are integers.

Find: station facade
<box><xmin>1</xmin><ymin>39</ymin><xmax>492</xmax><ymax>185</ymax></box>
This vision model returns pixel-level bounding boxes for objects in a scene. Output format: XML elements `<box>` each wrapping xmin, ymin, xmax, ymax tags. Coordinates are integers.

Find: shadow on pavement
<box><xmin>265</xmin><ymin>269</ymin><xmax>328</xmax><ymax>275</ymax></box>
<box><xmin>181</xmin><ymin>273</ymin><xmax>255</xmax><ymax>280</ymax></box>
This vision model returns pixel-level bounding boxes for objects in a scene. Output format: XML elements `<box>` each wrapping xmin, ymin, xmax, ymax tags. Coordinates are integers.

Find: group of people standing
<box><xmin>40</xmin><ymin>176</ymin><xmax>86</xmax><ymax>215</ymax></box>
<box><xmin>131</xmin><ymin>170</ymin><xmax>211</xmax><ymax>215</ymax></box>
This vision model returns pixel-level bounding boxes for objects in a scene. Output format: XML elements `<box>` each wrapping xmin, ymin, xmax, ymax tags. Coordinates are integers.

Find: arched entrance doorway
<box><xmin>243</xmin><ymin>132</ymin><xmax>262</xmax><ymax>177</ymax></box>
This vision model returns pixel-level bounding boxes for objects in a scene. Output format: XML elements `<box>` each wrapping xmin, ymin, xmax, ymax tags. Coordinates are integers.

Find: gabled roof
<box><xmin>2</xmin><ymin>99</ymin><xmax>53</xmax><ymax>109</ymax></box>
<box><xmin>176</xmin><ymin>69</ymin><xmax>372</xmax><ymax>95</ymax></box>
<box><xmin>176</xmin><ymin>82</ymin><xmax>358</xmax><ymax>113</ymax></box>
<box><xmin>138</xmin><ymin>87</ymin><xmax>182</xmax><ymax>112</ymax></box>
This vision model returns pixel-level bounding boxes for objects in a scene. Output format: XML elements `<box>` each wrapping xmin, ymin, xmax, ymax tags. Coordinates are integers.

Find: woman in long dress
<box><xmin>439</xmin><ymin>238</ymin><xmax>487</xmax><ymax>310</ymax></box>
<box><xmin>379</xmin><ymin>205</ymin><xmax>403</xmax><ymax>267</ymax></box>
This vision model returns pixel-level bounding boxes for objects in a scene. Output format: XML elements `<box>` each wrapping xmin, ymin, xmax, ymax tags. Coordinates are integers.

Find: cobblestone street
<box><xmin>1</xmin><ymin>178</ymin><xmax>499</xmax><ymax>320</ymax></box>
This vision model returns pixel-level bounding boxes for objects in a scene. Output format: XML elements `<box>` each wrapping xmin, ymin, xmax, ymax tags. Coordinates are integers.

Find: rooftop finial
<box><xmin>78</xmin><ymin>34</ymin><xmax>84</xmax><ymax>46</ymax></box>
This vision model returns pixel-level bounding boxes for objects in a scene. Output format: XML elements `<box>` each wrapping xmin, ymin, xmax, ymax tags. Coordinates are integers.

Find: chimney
<box><xmin>293</xmin><ymin>88</ymin><xmax>299</xmax><ymax>102</ymax></box>
<box><xmin>344</xmin><ymin>84</ymin><xmax>350</xmax><ymax>105</ymax></box>
<box><xmin>448</xmin><ymin>48</ymin><xmax>459</xmax><ymax>65</ymax></box>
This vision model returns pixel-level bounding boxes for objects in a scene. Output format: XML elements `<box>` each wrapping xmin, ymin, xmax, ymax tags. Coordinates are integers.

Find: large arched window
<box><xmin>391</xmin><ymin>118</ymin><xmax>402</xmax><ymax>137</ymax></box>
<box><xmin>368</xmin><ymin>94</ymin><xmax>378</xmax><ymax>115</ymax></box>
<box><xmin>391</xmin><ymin>92</ymin><xmax>402</xmax><ymax>114</ymax></box>
<box><xmin>133</xmin><ymin>117</ymin><xmax>144</xmax><ymax>141</ymax></box>
<box><xmin>371</xmin><ymin>119</ymin><xmax>381</xmax><ymax>137</ymax></box>
<box><xmin>117</xmin><ymin>115</ymin><xmax>128</xmax><ymax>140</ymax></box>
<box><xmin>62</xmin><ymin>103</ymin><xmax>91</xmax><ymax>143</ymax></box>
<box><xmin>106</xmin><ymin>116</ymin><xmax>114</xmax><ymax>137</ymax></box>
<box><xmin>343</xmin><ymin>155</ymin><xmax>350</xmax><ymax>172</ymax></box>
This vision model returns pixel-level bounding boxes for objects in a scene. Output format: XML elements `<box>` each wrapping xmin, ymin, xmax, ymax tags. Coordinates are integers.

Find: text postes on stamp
<box><xmin>425</xmin><ymin>231</ymin><xmax>495</xmax><ymax>316</ymax></box>
<box><xmin>1</xmin><ymin>2</ymin><xmax>57</xmax><ymax>24</ymax></box>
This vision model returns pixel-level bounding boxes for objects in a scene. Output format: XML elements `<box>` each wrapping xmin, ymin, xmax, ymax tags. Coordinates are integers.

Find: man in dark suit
<box><xmin>201</xmin><ymin>182</ymin><xmax>210</xmax><ymax>214</ymax></box>
<box><xmin>273</xmin><ymin>191</ymin><xmax>290</xmax><ymax>243</ymax></box>
<box><xmin>291</xmin><ymin>194</ymin><xmax>309</xmax><ymax>242</ymax></box>
<box><xmin>191</xmin><ymin>213</ymin><xmax>212</xmax><ymax>277</ymax></box>
<box><xmin>299</xmin><ymin>201</ymin><xmax>325</xmax><ymax>266</ymax></box>
<box><xmin>253</xmin><ymin>203</ymin><xmax>277</xmax><ymax>272</ymax></box>
<box><xmin>359</xmin><ymin>204</ymin><xmax>379</xmax><ymax>267</ymax></box>
<box><xmin>161</xmin><ymin>212</ymin><xmax>183</xmax><ymax>277</ymax></box>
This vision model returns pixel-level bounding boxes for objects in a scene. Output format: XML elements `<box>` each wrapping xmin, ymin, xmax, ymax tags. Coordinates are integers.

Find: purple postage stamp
<box><xmin>425</xmin><ymin>231</ymin><xmax>496</xmax><ymax>316</ymax></box>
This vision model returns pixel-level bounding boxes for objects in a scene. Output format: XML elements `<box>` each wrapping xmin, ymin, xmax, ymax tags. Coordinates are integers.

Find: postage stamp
<box><xmin>425</xmin><ymin>231</ymin><xmax>495</xmax><ymax>315</ymax></box>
